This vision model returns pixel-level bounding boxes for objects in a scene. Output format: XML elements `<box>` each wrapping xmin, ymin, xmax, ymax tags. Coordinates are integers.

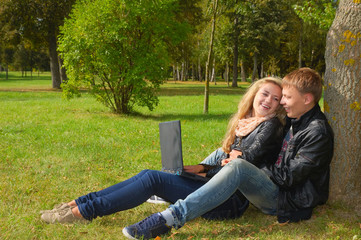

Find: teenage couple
<box><xmin>40</xmin><ymin>68</ymin><xmax>334</xmax><ymax>240</ymax></box>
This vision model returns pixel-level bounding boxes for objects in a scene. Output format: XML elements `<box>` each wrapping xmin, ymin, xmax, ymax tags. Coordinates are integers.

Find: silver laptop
<box><xmin>159</xmin><ymin>120</ymin><xmax>208</xmax><ymax>182</ymax></box>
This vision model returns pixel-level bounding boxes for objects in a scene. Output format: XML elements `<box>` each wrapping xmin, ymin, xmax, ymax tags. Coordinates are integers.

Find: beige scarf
<box><xmin>235</xmin><ymin>114</ymin><xmax>275</xmax><ymax>137</ymax></box>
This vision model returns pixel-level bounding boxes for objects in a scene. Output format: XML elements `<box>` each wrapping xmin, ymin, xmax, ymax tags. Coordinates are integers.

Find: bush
<box><xmin>58</xmin><ymin>0</ymin><xmax>189</xmax><ymax>114</ymax></box>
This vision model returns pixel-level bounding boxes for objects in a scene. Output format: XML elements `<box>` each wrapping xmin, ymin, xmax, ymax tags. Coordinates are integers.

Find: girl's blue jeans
<box><xmin>75</xmin><ymin>169</ymin><xmax>206</xmax><ymax>220</ymax></box>
<box><xmin>169</xmin><ymin>158</ymin><xmax>279</xmax><ymax>228</ymax></box>
<box><xmin>75</xmin><ymin>148</ymin><xmax>226</xmax><ymax>220</ymax></box>
<box><xmin>75</xmin><ymin>150</ymin><xmax>278</xmax><ymax>226</ymax></box>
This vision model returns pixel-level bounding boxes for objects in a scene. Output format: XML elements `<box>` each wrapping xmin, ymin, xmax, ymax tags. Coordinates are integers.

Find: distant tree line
<box><xmin>0</xmin><ymin>0</ymin><xmax>336</xmax><ymax>87</ymax></box>
<box><xmin>0</xmin><ymin>43</ymin><xmax>50</xmax><ymax>79</ymax></box>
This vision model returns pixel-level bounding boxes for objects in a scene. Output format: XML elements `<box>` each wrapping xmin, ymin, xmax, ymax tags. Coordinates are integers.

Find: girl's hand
<box><xmin>221</xmin><ymin>158</ymin><xmax>230</xmax><ymax>166</ymax></box>
<box><xmin>229</xmin><ymin>150</ymin><xmax>242</xmax><ymax>159</ymax></box>
<box><xmin>221</xmin><ymin>150</ymin><xmax>242</xmax><ymax>166</ymax></box>
<box><xmin>183</xmin><ymin>165</ymin><xmax>204</xmax><ymax>174</ymax></box>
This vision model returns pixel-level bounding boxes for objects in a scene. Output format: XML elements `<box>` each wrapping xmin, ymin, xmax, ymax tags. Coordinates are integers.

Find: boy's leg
<box><xmin>169</xmin><ymin>158</ymin><xmax>278</xmax><ymax>228</ymax></box>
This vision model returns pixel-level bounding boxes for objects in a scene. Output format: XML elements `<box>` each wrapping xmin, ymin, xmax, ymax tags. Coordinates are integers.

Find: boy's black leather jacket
<box><xmin>267</xmin><ymin>105</ymin><xmax>334</xmax><ymax>222</ymax></box>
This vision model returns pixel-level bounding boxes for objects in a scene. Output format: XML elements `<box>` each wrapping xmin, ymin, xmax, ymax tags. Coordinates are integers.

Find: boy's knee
<box><xmin>228</xmin><ymin>158</ymin><xmax>247</xmax><ymax>168</ymax></box>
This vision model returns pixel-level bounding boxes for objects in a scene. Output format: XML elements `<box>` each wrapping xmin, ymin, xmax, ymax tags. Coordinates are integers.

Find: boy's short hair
<box><xmin>282</xmin><ymin>68</ymin><xmax>323</xmax><ymax>104</ymax></box>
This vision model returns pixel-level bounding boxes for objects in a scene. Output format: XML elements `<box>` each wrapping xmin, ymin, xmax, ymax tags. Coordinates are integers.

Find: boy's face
<box><xmin>281</xmin><ymin>86</ymin><xmax>310</xmax><ymax>120</ymax></box>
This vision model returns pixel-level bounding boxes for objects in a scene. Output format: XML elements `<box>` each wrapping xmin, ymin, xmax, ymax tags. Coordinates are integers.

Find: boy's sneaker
<box><xmin>122</xmin><ymin>213</ymin><xmax>171</xmax><ymax>239</ymax></box>
<box><xmin>41</xmin><ymin>207</ymin><xmax>90</xmax><ymax>224</ymax></box>
<box><xmin>146</xmin><ymin>195</ymin><xmax>169</xmax><ymax>204</ymax></box>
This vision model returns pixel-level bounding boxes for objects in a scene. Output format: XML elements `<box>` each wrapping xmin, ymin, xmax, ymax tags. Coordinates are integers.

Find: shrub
<box><xmin>58</xmin><ymin>0</ymin><xmax>189</xmax><ymax>114</ymax></box>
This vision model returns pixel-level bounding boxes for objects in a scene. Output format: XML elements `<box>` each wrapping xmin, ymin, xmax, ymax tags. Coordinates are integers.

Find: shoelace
<box><xmin>137</xmin><ymin>214</ymin><xmax>163</xmax><ymax>229</ymax></box>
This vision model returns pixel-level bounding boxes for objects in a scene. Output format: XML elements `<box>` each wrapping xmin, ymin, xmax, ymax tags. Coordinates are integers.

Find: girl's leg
<box><xmin>75</xmin><ymin>169</ymin><xmax>151</xmax><ymax>205</ymax></box>
<box><xmin>77</xmin><ymin>170</ymin><xmax>205</xmax><ymax>220</ymax></box>
<box><xmin>200</xmin><ymin>148</ymin><xmax>227</xmax><ymax>165</ymax></box>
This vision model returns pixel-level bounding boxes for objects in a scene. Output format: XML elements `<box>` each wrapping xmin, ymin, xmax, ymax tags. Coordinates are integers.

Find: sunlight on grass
<box><xmin>0</xmin><ymin>72</ymin><xmax>358</xmax><ymax>239</ymax></box>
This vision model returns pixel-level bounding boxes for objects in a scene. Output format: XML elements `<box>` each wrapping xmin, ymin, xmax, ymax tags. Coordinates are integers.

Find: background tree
<box><xmin>170</xmin><ymin>0</ymin><xmax>203</xmax><ymax>82</ymax></box>
<box><xmin>0</xmin><ymin>0</ymin><xmax>75</xmax><ymax>88</ymax></box>
<box><xmin>324</xmin><ymin>0</ymin><xmax>361</xmax><ymax>212</ymax></box>
<box><xmin>0</xmin><ymin>47</ymin><xmax>14</xmax><ymax>79</ymax></box>
<box><xmin>203</xmin><ymin>0</ymin><xmax>219</xmax><ymax>114</ymax></box>
<box><xmin>59</xmin><ymin>0</ymin><xmax>189</xmax><ymax>114</ymax></box>
<box><xmin>293</xmin><ymin>0</ymin><xmax>337</xmax><ymax>72</ymax></box>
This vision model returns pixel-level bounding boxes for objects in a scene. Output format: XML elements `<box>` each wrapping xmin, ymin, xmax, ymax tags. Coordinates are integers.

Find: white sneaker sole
<box><xmin>122</xmin><ymin>227</ymin><xmax>137</xmax><ymax>240</ymax></box>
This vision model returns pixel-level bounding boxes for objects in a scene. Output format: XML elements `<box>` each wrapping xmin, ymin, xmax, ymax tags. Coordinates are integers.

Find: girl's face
<box><xmin>252</xmin><ymin>82</ymin><xmax>282</xmax><ymax>118</ymax></box>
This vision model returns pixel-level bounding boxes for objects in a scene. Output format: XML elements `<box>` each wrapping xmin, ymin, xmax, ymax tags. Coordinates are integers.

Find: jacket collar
<box><xmin>286</xmin><ymin>104</ymin><xmax>321</xmax><ymax>134</ymax></box>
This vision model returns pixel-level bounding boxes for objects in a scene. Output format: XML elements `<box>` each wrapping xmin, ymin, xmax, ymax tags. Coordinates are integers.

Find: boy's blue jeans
<box><xmin>169</xmin><ymin>158</ymin><xmax>279</xmax><ymax>228</ymax></box>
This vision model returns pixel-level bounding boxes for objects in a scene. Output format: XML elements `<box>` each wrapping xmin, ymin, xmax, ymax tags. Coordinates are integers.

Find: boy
<box><xmin>122</xmin><ymin>68</ymin><xmax>334</xmax><ymax>239</ymax></box>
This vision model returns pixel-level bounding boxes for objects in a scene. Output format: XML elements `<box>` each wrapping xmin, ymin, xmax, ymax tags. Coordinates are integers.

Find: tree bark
<box><xmin>232</xmin><ymin>16</ymin><xmax>239</xmax><ymax>88</ymax></box>
<box><xmin>192</xmin><ymin>63</ymin><xmax>195</xmax><ymax>81</ymax></box>
<box><xmin>176</xmin><ymin>64</ymin><xmax>180</xmax><ymax>80</ymax></box>
<box><xmin>241</xmin><ymin>59</ymin><xmax>246</xmax><ymax>82</ymax></box>
<box><xmin>252</xmin><ymin>53</ymin><xmax>258</xmax><ymax>82</ymax></box>
<box><xmin>211</xmin><ymin>57</ymin><xmax>216</xmax><ymax>84</ymax></box>
<box><xmin>48</xmin><ymin>34</ymin><xmax>62</xmax><ymax>89</ymax></box>
<box><xmin>58</xmin><ymin>56</ymin><xmax>68</xmax><ymax>83</ymax></box>
<box><xmin>299</xmin><ymin>19</ymin><xmax>303</xmax><ymax>68</ymax></box>
<box><xmin>203</xmin><ymin>0</ymin><xmax>218</xmax><ymax>114</ymax></box>
<box><xmin>324</xmin><ymin>0</ymin><xmax>361</xmax><ymax>214</ymax></box>
<box><xmin>225</xmin><ymin>62</ymin><xmax>229</xmax><ymax>86</ymax></box>
<box><xmin>198</xmin><ymin>40</ymin><xmax>202</xmax><ymax>82</ymax></box>
<box><xmin>172</xmin><ymin>64</ymin><xmax>176</xmax><ymax>81</ymax></box>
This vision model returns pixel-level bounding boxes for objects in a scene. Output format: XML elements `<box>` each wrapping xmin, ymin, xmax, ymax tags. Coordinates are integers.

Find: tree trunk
<box><xmin>58</xmin><ymin>56</ymin><xmax>68</xmax><ymax>83</ymax></box>
<box><xmin>180</xmin><ymin>62</ymin><xmax>184</xmax><ymax>81</ymax></box>
<box><xmin>225</xmin><ymin>62</ymin><xmax>229</xmax><ymax>86</ymax></box>
<box><xmin>204</xmin><ymin>0</ymin><xmax>218</xmax><ymax>114</ymax></box>
<box><xmin>232</xmin><ymin>17</ymin><xmax>239</xmax><ymax>88</ymax></box>
<box><xmin>299</xmin><ymin>20</ymin><xmax>303</xmax><ymax>68</ymax></box>
<box><xmin>172</xmin><ymin>65</ymin><xmax>176</xmax><ymax>81</ymax></box>
<box><xmin>48</xmin><ymin>34</ymin><xmax>62</xmax><ymax>89</ymax></box>
<box><xmin>241</xmin><ymin>59</ymin><xmax>246</xmax><ymax>82</ymax></box>
<box><xmin>211</xmin><ymin>58</ymin><xmax>216</xmax><ymax>84</ymax></box>
<box><xmin>324</xmin><ymin>0</ymin><xmax>361</xmax><ymax>214</ymax></box>
<box><xmin>198</xmin><ymin>57</ymin><xmax>202</xmax><ymax>82</ymax></box>
<box><xmin>192</xmin><ymin>63</ymin><xmax>195</xmax><ymax>81</ymax></box>
<box><xmin>176</xmin><ymin>64</ymin><xmax>180</xmax><ymax>80</ymax></box>
<box><xmin>198</xmin><ymin>40</ymin><xmax>202</xmax><ymax>82</ymax></box>
<box><xmin>252</xmin><ymin>53</ymin><xmax>258</xmax><ymax>82</ymax></box>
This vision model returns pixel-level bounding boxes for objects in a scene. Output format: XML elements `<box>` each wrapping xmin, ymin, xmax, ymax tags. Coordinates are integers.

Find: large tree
<box><xmin>59</xmin><ymin>0</ymin><xmax>189</xmax><ymax>114</ymax></box>
<box><xmin>324</xmin><ymin>0</ymin><xmax>361</xmax><ymax>212</ymax></box>
<box><xmin>0</xmin><ymin>0</ymin><xmax>75</xmax><ymax>88</ymax></box>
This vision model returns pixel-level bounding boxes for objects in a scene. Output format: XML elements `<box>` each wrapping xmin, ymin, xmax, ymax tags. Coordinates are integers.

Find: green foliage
<box><xmin>58</xmin><ymin>0</ymin><xmax>189</xmax><ymax>114</ymax></box>
<box><xmin>294</xmin><ymin>0</ymin><xmax>337</xmax><ymax>30</ymax></box>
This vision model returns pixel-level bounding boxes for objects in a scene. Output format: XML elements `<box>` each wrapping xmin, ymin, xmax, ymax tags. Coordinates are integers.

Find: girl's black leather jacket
<box><xmin>204</xmin><ymin>117</ymin><xmax>284</xmax><ymax>178</ymax></box>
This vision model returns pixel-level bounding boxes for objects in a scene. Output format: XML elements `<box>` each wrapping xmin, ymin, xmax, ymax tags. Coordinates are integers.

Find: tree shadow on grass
<box><xmin>158</xmin><ymin>85</ymin><xmax>248</xmax><ymax>96</ymax></box>
<box><xmin>131</xmin><ymin>112</ymin><xmax>232</xmax><ymax>122</ymax></box>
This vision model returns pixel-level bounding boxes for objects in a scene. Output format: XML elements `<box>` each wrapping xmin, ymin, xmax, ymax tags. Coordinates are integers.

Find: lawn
<box><xmin>0</xmin><ymin>72</ymin><xmax>358</xmax><ymax>239</ymax></box>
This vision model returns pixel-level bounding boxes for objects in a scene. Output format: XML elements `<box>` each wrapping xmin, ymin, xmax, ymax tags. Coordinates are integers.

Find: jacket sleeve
<box><xmin>270</xmin><ymin>120</ymin><xmax>334</xmax><ymax>189</ymax></box>
<box><xmin>241</xmin><ymin>118</ymin><xmax>283</xmax><ymax>167</ymax></box>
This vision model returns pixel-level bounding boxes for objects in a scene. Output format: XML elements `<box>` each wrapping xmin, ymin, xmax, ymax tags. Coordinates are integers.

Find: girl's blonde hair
<box><xmin>221</xmin><ymin>77</ymin><xmax>285</xmax><ymax>153</ymax></box>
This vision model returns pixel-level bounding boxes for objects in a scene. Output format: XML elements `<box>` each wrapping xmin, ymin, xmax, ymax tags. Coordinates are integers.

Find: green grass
<box><xmin>0</xmin><ymin>72</ymin><xmax>359</xmax><ymax>239</ymax></box>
